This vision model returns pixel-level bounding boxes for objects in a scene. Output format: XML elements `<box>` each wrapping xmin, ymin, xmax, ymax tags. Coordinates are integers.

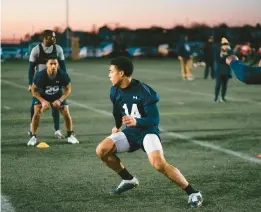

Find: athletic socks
<box><xmin>118</xmin><ymin>168</ymin><xmax>134</xmax><ymax>180</ymax></box>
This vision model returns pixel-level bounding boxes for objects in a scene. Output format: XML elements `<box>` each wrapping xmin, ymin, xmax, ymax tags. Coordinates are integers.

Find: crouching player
<box><xmin>27</xmin><ymin>56</ymin><xmax>79</xmax><ymax>146</ymax></box>
<box><xmin>96</xmin><ymin>57</ymin><xmax>203</xmax><ymax>208</ymax></box>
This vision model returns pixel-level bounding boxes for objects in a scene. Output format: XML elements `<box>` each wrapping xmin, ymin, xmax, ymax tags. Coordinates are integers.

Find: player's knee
<box><xmin>151</xmin><ymin>158</ymin><xmax>166</xmax><ymax>172</ymax></box>
<box><xmin>60</xmin><ymin>106</ymin><xmax>69</xmax><ymax>113</ymax></box>
<box><xmin>96</xmin><ymin>139</ymin><xmax>115</xmax><ymax>159</ymax></box>
<box><xmin>96</xmin><ymin>143</ymin><xmax>108</xmax><ymax>159</ymax></box>
<box><xmin>61</xmin><ymin>106</ymin><xmax>70</xmax><ymax>117</ymax></box>
<box><xmin>33</xmin><ymin>107</ymin><xmax>41</xmax><ymax>117</ymax></box>
<box><xmin>33</xmin><ymin>112</ymin><xmax>41</xmax><ymax>118</ymax></box>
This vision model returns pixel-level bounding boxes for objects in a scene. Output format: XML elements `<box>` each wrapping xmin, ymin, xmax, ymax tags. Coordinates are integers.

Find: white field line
<box><xmin>1</xmin><ymin>195</ymin><xmax>16</xmax><ymax>212</ymax></box>
<box><xmin>67</xmin><ymin>70</ymin><xmax>261</xmax><ymax>105</ymax></box>
<box><xmin>4</xmin><ymin>106</ymin><xmax>11</xmax><ymax>110</ymax></box>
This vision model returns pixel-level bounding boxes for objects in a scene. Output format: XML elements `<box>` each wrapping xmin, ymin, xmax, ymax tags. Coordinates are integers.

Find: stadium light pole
<box><xmin>66</xmin><ymin>0</ymin><xmax>70</xmax><ymax>57</ymax></box>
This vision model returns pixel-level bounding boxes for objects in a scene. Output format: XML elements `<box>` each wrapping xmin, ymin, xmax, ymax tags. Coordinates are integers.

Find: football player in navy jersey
<box><xmin>96</xmin><ymin>57</ymin><xmax>203</xmax><ymax>208</ymax></box>
<box><xmin>27</xmin><ymin>56</ymin><xmax>79</xmax><ymax>146</ymax></box>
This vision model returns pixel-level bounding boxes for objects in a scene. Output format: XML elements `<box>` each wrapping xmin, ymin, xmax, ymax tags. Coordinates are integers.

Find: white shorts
<box><xmin>107</xmin><ymin>132</ymin><xmax>163</xmax><ymax>154</ymax></box>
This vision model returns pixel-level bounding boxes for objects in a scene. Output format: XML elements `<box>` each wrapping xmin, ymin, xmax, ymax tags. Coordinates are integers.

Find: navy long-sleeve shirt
<box><xmin>177</xmin><ymin>42</ymin><xmax>193</xmax><ymax>59</ymax></box>
<box><xmin>230</xmin><ymin>60</ymin><xmax>261</xmax><ymax>84</ymax></box>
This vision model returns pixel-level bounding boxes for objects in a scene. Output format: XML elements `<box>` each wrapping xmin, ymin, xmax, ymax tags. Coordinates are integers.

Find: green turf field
<box><xmin>1</xmin><ymin>59</ymin><xmax>261</xmax><ymax>212</ymax></box>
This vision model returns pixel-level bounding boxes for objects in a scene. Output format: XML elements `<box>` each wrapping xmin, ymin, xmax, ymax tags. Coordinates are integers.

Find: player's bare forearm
<box><xmin>59</xmin><ymin>83</ymin><xmax>71</xmax><ymax>102</ymax></box>
<box><xmin>31</xmin><ymin>84</ymin><xmax>45</xmax><ymax>103</ymax></box>
<box><xmin>31</xmin><ymin>84</ymin><xmax>50</xmax><ymax>110</ymax></box>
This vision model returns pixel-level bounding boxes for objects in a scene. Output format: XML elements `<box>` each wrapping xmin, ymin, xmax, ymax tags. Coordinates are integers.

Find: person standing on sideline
<box><xmin>96</xmin><ymin>56</ymin><xmax>203</xmax><ymax>208</ymax></box>
<box><xmin>28</xmin><ymin>30</ymin><xmax>67</xmax><ymax>139</ymax></box>
<box><xmin>250</xmin><ymin>45</ymin><xmax>261</xmax><ymax>66</ymax></box>
<box><xmin>203</xmin><ymin>36</ymin><xmax>216</xmax><ymax>79</ymax></box>
<box><xmin>214</xmin><ymin>38</ymin><xmax>232</xmax><ymax>103</ymax></box>
<box><xmin>177</xmin><ymin>35</ymin><xmax>194</xmax><ymax>80</ymax></box>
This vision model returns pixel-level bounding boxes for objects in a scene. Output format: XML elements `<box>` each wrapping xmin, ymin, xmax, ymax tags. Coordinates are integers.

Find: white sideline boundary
<box><xmin>2</xmin><ymin>79</ymin><xmax>261</xmax><ymax>165</ymax></box>
<box><xmin>67</xmin><ymin>69</ymin><xmax>261</xmax><ymax>105</ymax></box>
<box><xmin>1</xmin><ymin>195</ymin><xmax>16</xmax><ymax>212</ymax></box>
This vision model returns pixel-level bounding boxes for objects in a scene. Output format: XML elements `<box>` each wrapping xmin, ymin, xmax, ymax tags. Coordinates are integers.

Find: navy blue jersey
<box><xmin>33</xmin><ymin>68</ymin><xmax>71</xmax><ymax>102</ymax></box>
<box><xmin>110</xmin><ymin>79</ymin><xmax>160</xmax><ymax>149</ymax></box>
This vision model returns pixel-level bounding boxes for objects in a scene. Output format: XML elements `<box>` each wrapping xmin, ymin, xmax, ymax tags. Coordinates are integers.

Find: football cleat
<box><xmin>27</xmin><ymin>136</ymin><xmax>37</xmax><ymax>146</ymax></box>
<box><xmin>54</xmin><ymin>130</ymin><xmax>65</xmax><ymax>139</ymax></box>
<box><xmin>188</xmin><ymin>191</ymin><xmax>203</xmax><ymax>208</ymax></box>
<box><xmin>110</xmin><ymin>177</ymin><xmax>139</xmax><ymax>195</ymax></box>
<box><xmin>67</xmin><ymin>134</ymin><xmax>79</xmax><ymax>144</ymax></box>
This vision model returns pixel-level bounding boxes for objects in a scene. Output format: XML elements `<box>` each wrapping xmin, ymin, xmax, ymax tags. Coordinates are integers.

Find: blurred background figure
<box><xmin>257</xmin><ymin>46</ymin><xmax>261</xmax><ymax>66</ymax></box>
<box><xmin>110</xmin><ymin>35</ymin><xmax>130</xmax><ymax>58</ymax></box>
<box><xmin>250</xmin><ymin>43</ymin><xmax>261</xmax><ymax>66</ymax></box>
<box><xmin>177</xmin><ymin>35</ymin><xmax>194</xmax><ymax>80</ymax></box>
<box><xmin>111</xmin><ymin>35</ymin><xmax>121</xmax><ymax>57</ymax></box>
<box><xmin>214</xmin><ymin>37</ymin><xmax>232</xmax><ymax>103</ymax></box>
<box><xmin>203</xmin><ymin>36</ymin><xmax>216</xmax><ymax>79</ymax></box>
<box><xmin>233</xmin><ymin>41</ymin><xmax>252</xmax><ymax>62</ymax></box>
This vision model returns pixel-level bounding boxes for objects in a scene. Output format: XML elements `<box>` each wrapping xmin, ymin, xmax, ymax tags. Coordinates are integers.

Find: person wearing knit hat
<box><xmin>214</xmin><ymin>37</ymin><xmax>232</xmax><ymax>103</ymax></box>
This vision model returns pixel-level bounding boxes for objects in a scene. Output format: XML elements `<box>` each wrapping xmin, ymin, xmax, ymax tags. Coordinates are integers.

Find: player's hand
<box><xmin>122</xmin><ymin>115</ymin><xmax>137</xmax><ymax>127</ymax></box>
<box><xmin>41</xmin><ymin>100</ymin><xmax>51</xmax><ymax>111</ymax></box>
<box><xmin>52</xmin><ymin>100</ymin><xmax>61</xmax><ymax>108</ymax></box>
<box><xmin>28</xmin><ymin>85</ymin><xmax>32</xmax><ymax>92</ymax></box>
<box><xmin>226</xmin><ymin>55</ymin><xmax>238</xmax><ymax>65</ymax></box>
<box><xmin>178</xmin><ymin>56</ymin><xmax>182</xmax><ymax>61</ymax></box>
<box><xmin>112</xmin><ymin>127</ymin><xmax>121</xmax><ymax>134</ymax></box>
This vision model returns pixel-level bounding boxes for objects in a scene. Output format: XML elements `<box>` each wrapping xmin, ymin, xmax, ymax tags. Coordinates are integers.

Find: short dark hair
<box><xmin>47</xmin><ymin>55</ymin><xmax>58</xmax><ymax>61</ymax></box>
<box><xmin>110</xmin><ymin>56</ymin><xmax>133</xmax><ymax>77</ymax></box>
<box><xmin>42</xmin><ymin>30</ymin><xmax>55</xmax><ymax>38</ymax></box>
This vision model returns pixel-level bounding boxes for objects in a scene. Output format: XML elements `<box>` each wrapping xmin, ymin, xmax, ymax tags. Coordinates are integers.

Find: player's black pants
<box><xmin>204</xmin><ymin>61</ymin><xmax>214</xmax><ymax>79</ymax></box>
<box><xmin>214</xmin><ymin>75</ymin><xmax>230</xmax><ymax>101</ymax></box>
